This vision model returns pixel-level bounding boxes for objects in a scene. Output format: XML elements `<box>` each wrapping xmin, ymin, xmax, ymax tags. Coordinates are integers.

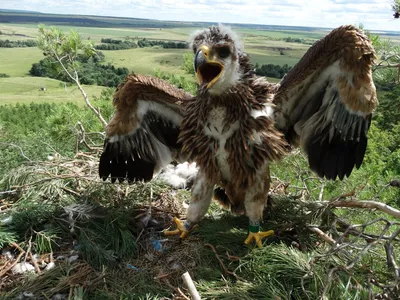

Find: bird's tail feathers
<box><xmin>213</xmin><ymin>186</ymin><xmax>244</xmax><ymax>215</ymax></box>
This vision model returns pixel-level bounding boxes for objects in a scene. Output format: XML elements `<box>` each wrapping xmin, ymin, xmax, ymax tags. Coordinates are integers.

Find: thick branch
<box><xmin>374</xmin><ymin>63</ymin><xmax>400</xmax><ymax>69</ymax></box>
<box><xmin>181</xmin><ymin>272</ymin><xmax>201</xmax><ymax>300</ymax></box>
<box><xmin>327</xmin><ymin>199</ymin><xmax>400</xmax><ymax>219</ymax></box>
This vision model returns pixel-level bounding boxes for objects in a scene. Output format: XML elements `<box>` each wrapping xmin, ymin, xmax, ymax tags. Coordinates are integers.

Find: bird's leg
<box><xmin>164</xmin><ymin>171</ymin><xmax>214</xmax><ymax>239</ymax></box>
<box><xmin>243</xmin><ymin>165</ymin><xmax>274</xmax><ymax>248</ymax></box>
<box><xmin>244</xmin><ymin>218</ymin><xmax>274</xmax><ymax>248</ymax></box>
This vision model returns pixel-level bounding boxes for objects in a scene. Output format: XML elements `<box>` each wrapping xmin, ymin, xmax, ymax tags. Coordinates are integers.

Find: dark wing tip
<box><xmin>305</xmin><ymin>119</ymin><xmax>369</xmax><ymax>181</ymax></box>
<box><xmin>98</xmin><ymin>139</ymin><xmax>156</xmax><ymax>184</ymax></box>
<box><xmin>126</xmin><ymin>153</ymin><xmax>155</xmax><ymax>183</ymax></box>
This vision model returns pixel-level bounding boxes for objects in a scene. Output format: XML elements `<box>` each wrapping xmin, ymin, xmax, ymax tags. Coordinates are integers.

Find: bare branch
<box><xmin>308</xmin><ymin>226</ymin><xmax>337</xmax><ymax>245</ymax></box>
<box><xmin>0</xmin><ymin>142</ymin><xmax>32</xmax><ymax>162</ymax></box>
<box><xmin>384</xmin><ymin>241</ymin><xmax>400</xmax><ymax>280</ymax></box>
<box><xmin>205</xmin><ymin>243</ymin><xmax>245</xmax><ymax>282</ymax></box>
<box><xmin>40</xmin><ymin>140</ymin><xmax>61</xmax><ymax>157</ymax></box>
<box><xmin>335</xmin><ymin>217</ymin><xmax>400</xmax><ymax>242</ymax></box>
<box><xmin>51</xmin><ymin>44</ymin><xmax>108</xmax><ymax>128</ymax></box>
<box><xmin>75</xmin><ymin>82</ymin><xmax>108</xmax><ymax>128</ymax></box>
<box><xmin>327</xmin><ymin>199</ymin><xmax>400</xmax><ymax>219</ymax></box>
<box><xmin>0</xmin><ymin>190</ymin><xmax>18</xmax><ymax>196</ymax></box>
<box><xmin>53</xmin><ymin>52</ymin><xmax>75</xmax><ymax>82</ymax></box>
<box><xmin>176</xmin><ymin>287</ymin><xmax>191</xmax><ymax>300</ymax></box>
<box><xmin>75</xmin><ymin>122</ymin><xmax>100</xmax><ymax>152</ymax></box>
<box><xmin>374</xmin><ymin>63</ymin><xmax>400</xmax><ymax>70</ymax></box>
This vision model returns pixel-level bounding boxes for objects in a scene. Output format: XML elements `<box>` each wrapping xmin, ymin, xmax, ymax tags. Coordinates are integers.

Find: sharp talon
<box><xmin>164</xmin><ymin>229</ymin><xmax>181</xmax><ymax>236</ymax></box>
<box><xmin>244</xmin><ymin>230</ymin><xmax>274</xmax><ymax>248</ymax></box>
<box><xmin>180</xmin><ymin>231</ymin><xmax>189</xmax><ymax>239</ymax></box>
<box><xmin>164</xmin><ymin>217</ymin><xmax>198</xmax><ymax>239</ymax></box>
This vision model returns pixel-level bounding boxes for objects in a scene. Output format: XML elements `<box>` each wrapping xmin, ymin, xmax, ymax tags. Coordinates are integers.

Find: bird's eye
<box><xmin>218</xmin><ymin>46</ymin><xmax>231</xmax><ymax>58</ymax></box>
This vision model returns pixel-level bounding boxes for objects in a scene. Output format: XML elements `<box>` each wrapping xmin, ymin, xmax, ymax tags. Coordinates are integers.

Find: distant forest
<box><xmin>95</xmin><ymin>38</ymin><xmax>187</xmax><ymax>50</ymax></box>
<box><xmin>254</xmin><ymin>63</ymin><xmax>292</xmax><ymax>79</ymax></box>
<box><xmin>0</xmin><ymin>39</ymin><xmax>37</xmax><ymax>47</ymax></box>
<box><xmin>29</xmin><ymin>52</ymin><xmax>129</xmax><ymax>87</ymax></box>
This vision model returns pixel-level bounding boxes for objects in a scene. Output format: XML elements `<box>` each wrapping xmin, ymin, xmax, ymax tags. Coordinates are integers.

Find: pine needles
<box><xmin>1</xmin><ymin>151</ymin><xmax>400</xmax><ymax>299</ymax></box>
<box><xmin>1</xmin><ymin>261</ymin><xmax>103</xmax><ymax>300</ymax></box>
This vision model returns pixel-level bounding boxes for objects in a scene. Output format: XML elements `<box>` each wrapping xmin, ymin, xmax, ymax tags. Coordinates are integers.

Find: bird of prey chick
<box><xmin>99</xmin><ymin>24</ymin><xmax>377</xmax><ymax>247</ymax></box>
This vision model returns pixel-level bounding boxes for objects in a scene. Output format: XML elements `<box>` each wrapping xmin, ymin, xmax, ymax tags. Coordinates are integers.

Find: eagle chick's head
<box><xmin>189</xmin><ymin>24</ymin><xmax>244</xmax><ymax>95</ymax></box>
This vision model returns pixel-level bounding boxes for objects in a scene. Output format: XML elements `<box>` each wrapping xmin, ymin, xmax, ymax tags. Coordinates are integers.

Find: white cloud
<box><xmin>1</xmin><ymin>0</ymin><xmax>398</xmax><ymax>31</ymax></box>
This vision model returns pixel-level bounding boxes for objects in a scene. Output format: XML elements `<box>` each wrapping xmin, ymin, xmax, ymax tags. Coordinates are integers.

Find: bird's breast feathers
<box><xmin>203</xmin><ymin>107</ymin><xmax>239</xmax><ymax>182</ymax></box>
<box><xmin>179</xmin><ymin>102</ymin><xmax>289</xmax><ymax>188</ymax></box>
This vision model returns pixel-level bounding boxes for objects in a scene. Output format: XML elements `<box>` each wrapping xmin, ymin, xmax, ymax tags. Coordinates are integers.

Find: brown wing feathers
<box><xmin>274</xmin><ymin>25</ymin><xmax>377</xmax><ymax>180</ymax></box>
<box><xmin>99</xmin><ymin>25</ymin><xmax>377</xmax><ymax>184</ymax></box>
<box><xmin>303</xmin><ymin>93</ymin><xmax>371</xmax><ymax>180</ymax></box>
<box><xmin>99</xmin><ymin>74</ymin><xmax>193</xmax><ymax>183</ymax></box>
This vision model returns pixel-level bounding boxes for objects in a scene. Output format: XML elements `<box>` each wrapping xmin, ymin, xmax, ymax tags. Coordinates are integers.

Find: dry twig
<box><xmin>29</xmin><ymin>252</ymin><xmax>41</xmax><ymax>274</ymax></box>
<box><xmin>308</xmin><ymin>226</ymin><xmax>337</xmax><ymax>245</ymax></box>
<box><xmin>0</xmin><ymin>142</ymin><xmax>32</xmax><ymax>162</ymax></box>
<box><xmin>176</xmin><ymin>287</ymin><xmax>191</xmax><ymax>300</ymax></box>
<box><xmin>75</xmin><ymin>122</ymin><xmax>102</xmax><ymax>152</ymax></box>
<box><xmin>226</xmin><ymin>251</ymin><xmax>241</xmax><ymax>261</ymax></box>
<box><xmin>204</xmin><ymin>243</ymin><xmax>245</xmax><ymax>281</ymax></box>
<box><xmin>0</xmin><ymin>243</ymin><xmax>25</xmax><ymax>277</ymax></box>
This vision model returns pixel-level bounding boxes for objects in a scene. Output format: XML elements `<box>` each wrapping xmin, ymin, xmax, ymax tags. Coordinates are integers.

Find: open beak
<box><xmin>194</xmin><ymin>45</ymin><xmax>224</xmax><ymax>89</ymax></box>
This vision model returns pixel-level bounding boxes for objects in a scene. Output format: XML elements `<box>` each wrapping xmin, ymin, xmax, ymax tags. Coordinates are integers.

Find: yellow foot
<box><xmin>164</xmin><ymin>217</ymin><xmax>198</xmax><ymax>239</ymax></box>
<box><xmin>244</xmin><ymin>230</ymin><xmax>274</xmax><ymax>248</ymax></box>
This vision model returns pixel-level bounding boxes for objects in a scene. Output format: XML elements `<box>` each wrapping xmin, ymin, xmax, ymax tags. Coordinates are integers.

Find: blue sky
<box><xmin>1</xmin><ymin>0</ymin><xmax>399</xmax><ymax>31</ymax></box>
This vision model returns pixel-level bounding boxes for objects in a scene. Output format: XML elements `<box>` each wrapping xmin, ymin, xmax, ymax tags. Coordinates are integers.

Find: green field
<box><xmin>0</xmin><ymin>26</ymin><xmax>316</xmax><ymax>78</ymax></box>
<box><xmin>0</xmin><ymin>23</ymin><xmax>190</xmax><ymax>42</ymax></box>
<box><xmin>0</xmin><ymin>47</ymin><xmax>44</xmax><ymax>77</ymax></box>
<box><xmin>103</xmin><ymin>47</ymin><xmax>188</xmax><ymax>75</ymax></box>
<box><xmin>0</xmin><ymin>77</ymin><xmax>104</xmax><ymax>105</ymax></box>
<box><xmin>0</xmin><ymin>21</ymin><xmax>323</xmax><ymax>106</ymax></box>
<box><xmin>1</xmin><ymin>13</ymin><xmax>400</xmax><ymax>106</ymax></box>
<box><xmin>237</xmin><ymin>27</ymin><xmax>327</xmax><ymax>39</ymax></box>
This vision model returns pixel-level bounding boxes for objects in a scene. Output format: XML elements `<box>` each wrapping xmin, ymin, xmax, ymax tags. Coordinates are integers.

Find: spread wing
<box><xmin>99</xmin><ymin>74</ymin><xmax>193</xmax><ymax>183</ymax></box>
<box><xmin>273</xmin><ymin>25</ymin><xmax>377</xmax><ymax>180</ymax></box>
